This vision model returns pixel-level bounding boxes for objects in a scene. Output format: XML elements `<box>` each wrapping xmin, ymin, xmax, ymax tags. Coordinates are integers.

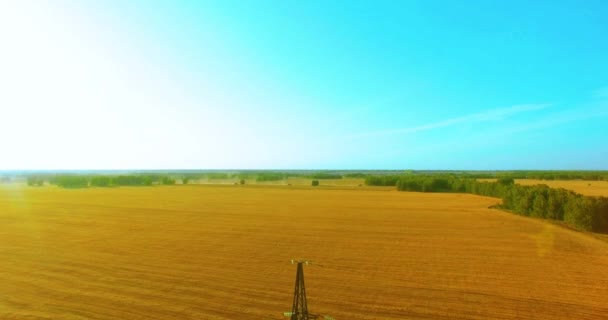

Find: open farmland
<box><xmin>194</xmin><ymin>177</ymin><xmax>366</xmax><ymax>187</ymax></box>
<box><xmin>514</xmin><ymin>179</ymin><xmax>608</xmax><ymax>197</ymax></box>
<box><xmin>478</xmin><ymin>179</ymin><xmax>608</xmax><ymax>197</ymax></box>
<box><xmin>1</xmin><ymin>185</ymin><xmax>608</xmax><ymax>320</ymax></box>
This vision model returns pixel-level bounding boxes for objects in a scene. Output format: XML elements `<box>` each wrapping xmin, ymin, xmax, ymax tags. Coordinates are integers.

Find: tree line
<box><xmin>254</xmin><ymin>172</ymin><xmax>343</xmax><ymax>180</ymax></box>
<box><xmin>256</xmin><ymin>173</ymin><xmax>287</xmax><ymax>182</ymax></box>
<box><xmin>364</xmin><ymin>175</ymin><xmax>401</xmax><ymax>186</ymax></box>
<box><xmin>452</xmin><ymin>171</ymin><xmax>608</xmax><ymax>180</ymax></box>
<box><xmin>305</xmin><ymin>173</ymin><xmax>343</xmax><ymax>179</ymax></box>
<box><xmin>46</xmin><ymin>175</ymin><xmax>176</xmax><ymax>188</ymax></box>
<box><xmin>366</xmin><ymin>174</ymin><xmax>608</xmax><ymax>233</ymax></box>
<box><xmin>499</xmin><ymin>171</ymin><xmax>608</xmax><ymax>181</ymax></box>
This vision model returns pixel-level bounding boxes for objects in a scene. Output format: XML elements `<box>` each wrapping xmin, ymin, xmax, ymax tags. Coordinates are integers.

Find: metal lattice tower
<box><xmin>291</xmin><ymin>260</ymin><xmax>311</xmax><ymax>319</ymax></box>
<box><xmin>283</xmin><ymin>260</ymin><xmax>334</xmax><ymax>320</ymax></box>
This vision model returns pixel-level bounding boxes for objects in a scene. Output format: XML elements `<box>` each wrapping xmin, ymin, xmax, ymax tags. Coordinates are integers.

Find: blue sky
<box><xmin>0</xmin><ymin>0</ymin><xmax>607</xmax><ymax>170</ymax></box>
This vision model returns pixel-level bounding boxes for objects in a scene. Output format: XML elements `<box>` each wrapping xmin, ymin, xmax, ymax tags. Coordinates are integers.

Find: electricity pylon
<box><xmin>283</xmin><ymin>260</ymin><xmax>334</xmax><ymax>320</ymax></box>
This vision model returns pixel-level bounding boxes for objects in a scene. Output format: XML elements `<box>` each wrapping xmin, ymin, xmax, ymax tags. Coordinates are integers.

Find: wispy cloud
<box><xmin>505</xmin><ymin>104</ymin><xmax>608</xmax><ymax>135</ymax></box>
<box><xmin>350</xmin><ymin>103</ymin><xmax>552</xmax><ymax>138</ymax></box>
<box><xmin>373</xmin><ymin>104</ymin><xmax>608</xmax><ymax>161</ymax></box>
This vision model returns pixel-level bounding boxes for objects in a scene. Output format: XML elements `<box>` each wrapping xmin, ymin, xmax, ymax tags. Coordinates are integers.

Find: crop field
<box><xmin>514</xmin><ymin>179</ymin><xmax>608</xmax><ymax>197</ymax></box>
<box><xmin>194</xmin><ymin>177</ymin><xmax>366</xmax><ymax>187</ymax></box>
<box><xmin>1</xmin><ymin>185</ymin><xmax>608</xmax><ymax>320</ymax></box>
<box><xmin>478</xmin><ymin>179</ymin><xmax>608</xmax><ymax>197</ymax></box>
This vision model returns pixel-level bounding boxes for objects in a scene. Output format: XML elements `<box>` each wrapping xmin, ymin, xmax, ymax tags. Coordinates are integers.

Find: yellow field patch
<box><xmin>194</xmin><ymin>177</ymin><xmax>366</xmax><ymax>187</ymax></box>
<box><xmin>1</xmin><ymin>185</ymin><xmax>607</xmax><ymax>319</ymax></box>
<box><xmin>515</xmin><ymin>179</ymin><xmax>608</xmax><ymax>197</ymax></box>
<box><xmin>478</xmin><ymin>179</ymin><xmax>608</xmax><ymax>197</ymax></box>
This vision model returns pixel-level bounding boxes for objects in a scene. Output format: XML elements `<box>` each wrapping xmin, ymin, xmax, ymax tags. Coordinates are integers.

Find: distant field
<box><xmin>479</xmin><ymin>179</ymin><xmax>608</xmax><ymax>197</ymax></box>
<box><xmin>1</xmin><ymin>185</ymin><xmax>608</xmax><ymax>319</ymax></box>
<box><xmin>515</xmin><ymin>179</ymin><xmax>608</xmax><ymax>197</ymax></box>
<box><xmin>195</xmin><ymin>177</ymin><xmax>366</xmax><ymax>187</ymax></box>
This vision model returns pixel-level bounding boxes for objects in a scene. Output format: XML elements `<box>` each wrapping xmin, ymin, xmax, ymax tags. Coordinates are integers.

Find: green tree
<box><xmin>546</xmin><ymin>190</ymin><xmax>565</xmax><ymax>220</ymax></box>
<box><xmin>531</xmin><ymin>191</ymin><xmax>548</xmax><ymax>218</ymax></box>
<box><xmin>564</xmin><ymin>196</ymin><xmax>593</xmax><ymax>231</ymax></box>
<box><xmin>593</xmin><ymin>198</ymin><xmax>608</xmax><ymax>232</ymax></box>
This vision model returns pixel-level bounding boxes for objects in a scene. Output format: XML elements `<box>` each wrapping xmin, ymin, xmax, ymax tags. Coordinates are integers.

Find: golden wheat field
<box><xmin>514</xmin><ymin>179</ymin><xmax>608</xmax><ymax>197</ymax></box>
<box><xmin>1</xmin><ymin>184</ymin><xmax>608</xmax><ymax>320</ymax></box>
<box><xmin>478</xmin><ymin>179</ymin><xmax>608</xmax><ymax>197</ymax></box>
<box><xmin>195</xmin><ymin>178</ymin><xmax>366</xmax><ymax>187</ymax></box>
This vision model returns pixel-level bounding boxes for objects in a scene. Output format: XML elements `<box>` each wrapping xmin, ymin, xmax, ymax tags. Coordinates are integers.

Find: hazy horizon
<box><xmin>1</xmin><ymin>1</ymin><xmax>607</xmax><ymax>170</ymax></box>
